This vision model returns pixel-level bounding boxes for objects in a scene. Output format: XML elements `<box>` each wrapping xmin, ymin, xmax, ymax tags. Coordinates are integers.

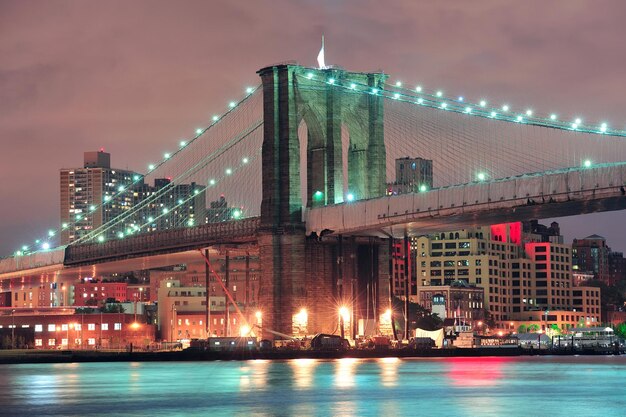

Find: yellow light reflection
<box><xmin>379</xmin><ymin>357</ymin><xmax>400</xmax><ymax>387</ymax></box>
<box><xmin>334</xmin><ymin>357</ymin><xmax>359</xmax><ymax>388</ymax></box>
<box><xmin>290</xmin><ymin>358</ymin><xmax>317</xmax><ymax>388</ymax></box>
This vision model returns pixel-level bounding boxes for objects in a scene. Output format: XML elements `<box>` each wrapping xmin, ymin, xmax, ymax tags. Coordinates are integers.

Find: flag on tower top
<box><xmin>317</xmin><ymin>35</ymin><xmax>326</xmax><ymax>69</ymax></box>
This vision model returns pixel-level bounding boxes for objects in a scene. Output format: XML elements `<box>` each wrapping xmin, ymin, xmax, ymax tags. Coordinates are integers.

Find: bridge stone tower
<box><xmin>257</xmin><ymin>64</ymin><xmax>388</xmax><ymax>337</ymax></box>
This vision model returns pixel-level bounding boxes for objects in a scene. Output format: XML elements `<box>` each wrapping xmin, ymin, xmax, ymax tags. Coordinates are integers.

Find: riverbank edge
<box><xmin>0</xmin><ymin>347</ymin><xmax>621</xmax><ymax>365</ymax></box>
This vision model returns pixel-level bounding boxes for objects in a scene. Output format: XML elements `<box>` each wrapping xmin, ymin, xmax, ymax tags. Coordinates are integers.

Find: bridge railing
<box><xmin>305</xmin><ymin>163</ymin><xmax>626</xmax><ymax>235</ymax></box>
<box><xmin>0</xmin><ymin>248</ymin><xmax>66</xmax><ymax>275</ymax></box>
<box><xmin>64</xmin><ymin>217</ymin><xmax>260</xmax><ymax>265</ymax></box>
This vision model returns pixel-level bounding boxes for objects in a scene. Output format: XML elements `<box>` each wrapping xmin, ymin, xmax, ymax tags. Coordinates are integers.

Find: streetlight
<box><xmin>255</xmin><ymin>311</ymin><xmax>262</xmax><ymax>339</ymax></box>
<box><xmin>339</xmin><ymin>306</ymin><xmax>350</xmax><ymax>339</ymax></box>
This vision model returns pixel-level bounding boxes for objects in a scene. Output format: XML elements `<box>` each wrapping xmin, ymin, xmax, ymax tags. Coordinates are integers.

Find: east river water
<box><xmin>0</xmin><ymin>356</ymin><xmax>624</xmax><ymax>416</ymax></box>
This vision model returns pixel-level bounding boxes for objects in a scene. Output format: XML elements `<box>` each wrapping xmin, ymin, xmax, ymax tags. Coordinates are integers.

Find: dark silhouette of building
<box><xmin>572</xmin><ymin>235</ymin><xmax>611</xmax><ymax>285</ymax></box>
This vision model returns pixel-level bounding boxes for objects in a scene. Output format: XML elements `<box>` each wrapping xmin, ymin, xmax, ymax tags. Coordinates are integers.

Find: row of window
<box><xmin>34</xmin><ymin>323</ymin><xmax>122</xmax><ymax>332</ymax></box>
<box><xmin>35</xmin><ymin>338</ymin><xmax>97</xmax><ymax>347</ymax></box>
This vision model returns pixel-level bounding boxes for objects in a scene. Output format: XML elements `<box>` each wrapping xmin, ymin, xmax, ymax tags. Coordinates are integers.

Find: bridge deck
<box><xmin>305</xmin><ymin>164</ymin><xmax>626</xmax><ymax>237</ymax></box>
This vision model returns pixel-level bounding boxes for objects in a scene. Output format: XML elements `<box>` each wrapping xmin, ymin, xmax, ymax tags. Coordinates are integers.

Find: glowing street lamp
<box><xmin>338</xmin><ymin>306</ymin><xmax>350</xmax><ymax>339</ymax></box>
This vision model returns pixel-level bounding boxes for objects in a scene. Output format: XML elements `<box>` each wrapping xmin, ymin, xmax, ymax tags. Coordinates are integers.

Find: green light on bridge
<box><xmin>477</xmin><ymin>172</ymin><xmax>487</xmax><ymax>181</ymax></box>
<box><xmin>419</xmin><ymin>184</ymin><xmax>428</xmax><ymax>192</ymax></box>
<box><xmin>583</xmin><ymin>159</ymin><xmax>592</xmax><ymax>168</ymax></box>
<box><xmin>313</xmin><ymin>190</ymin><xmax>324</xmax><ymax>201</ymax></box>
<box><xmin>232</xmin><ymin>210</ymin><xmax>242</xmax><ymax>219</ymax></box>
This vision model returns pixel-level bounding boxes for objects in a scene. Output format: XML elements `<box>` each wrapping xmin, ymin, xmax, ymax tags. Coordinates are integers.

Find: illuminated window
<box><xmin>35</xmin><ymin>325</ymin><xmax>43</xmax><ymax>332</ymax></box>
<box><xmin>48</xmin><ymin>324</ymin><xmax>56</xmax><ymax>332</ymax></box>
<box><xmin>61</xmin><ymin>338</ymin><xmax>68</xmax><ymax>346</ymax></box>
<box><xmin>101</xmin><ymin>323</ymin><xmax>108</xmax><ymax>331</ymax></box>
<box><xmin>35</xmin><ymin>339</ymin><xmax>43</xmax><ymax>347</ymax></box>
<box><xmin>88</xmin><ymin>323</ymin><xmax>96</xmax><ymax>331</ymax></box>
<box><xmin>74</xmin><ymin>324</ymin><xmax>81</xmax><ymax>331</ymax></box>
<box><xmin>88</xmin><ymin>338</ymin><xmax>96</xmax><ymax>345</ymax></box>
<box><xmin>48</xmin><ymin>339</ymin><xmax>56</xmax><ymax>346</ymax></box>
<box><xmin>61</xmin><ymin>324</ymin><xmax>68</xmax><ymax>331</ymax></box>
<box><xmin>75</xmin><ymin>339</ymin><xmax>81</xmax><ymax>345</ymax></box>
<box><xmin>114</xmin><ymin>323</ymin><xmax>121</xmax><ymax>330</ymax></box>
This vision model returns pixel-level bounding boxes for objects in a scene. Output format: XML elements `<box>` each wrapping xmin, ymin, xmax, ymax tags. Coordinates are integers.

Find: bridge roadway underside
<box><xmin>64</xmin><ymin>217</ymin><xmax>260</xmax><ymax>267</ymax></box>
<box><xmin>305</xmin><ymin>164</ymin><xmax>626</xmax><ymax>238</ymax></box>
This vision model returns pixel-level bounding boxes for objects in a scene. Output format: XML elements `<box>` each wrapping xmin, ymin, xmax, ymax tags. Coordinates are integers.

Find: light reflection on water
<box><xmin>0</xmin><ymin>356</ymin><xmax>625</xmax><ymax>416</ymax></box>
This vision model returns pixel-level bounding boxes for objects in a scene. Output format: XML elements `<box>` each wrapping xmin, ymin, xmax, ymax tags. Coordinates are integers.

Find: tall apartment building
<box><xmin>60</xmin><ymin>150</ymin><xmax>138</xmax><ymax>244</ymax></box>
<box><xmin>61</xmin><ymin>151</ymin><xmax>207</xmax><ymax>243</ymax></box>
<box><xmin>131</xmin><ymin>177</ymin><xmax>207</xmax><ymax>231</ymax></box>
<box><xmin>415</xmin><ymin>222</ymin><xmax>601</xmax><ymax>330</ymax></box>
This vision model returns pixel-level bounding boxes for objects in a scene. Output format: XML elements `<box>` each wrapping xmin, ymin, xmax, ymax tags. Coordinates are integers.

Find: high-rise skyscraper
<box><xmin>61</xmin><ymin>151</ymin><xmax>207</xmax><ymax>244</ymax></box>
<box><xmin>60</xmin><ymin>150</ymin><xmax>138</xmax><ymax>244</ymax></box>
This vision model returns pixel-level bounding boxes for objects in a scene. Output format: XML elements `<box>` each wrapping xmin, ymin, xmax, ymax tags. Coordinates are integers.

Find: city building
<box><xmin>572</xmin><ymin>235</ymin><xmax>611</xmax><ymax>284</ymax></box>
<box><xmin>609</xmin><ymin>251</ymin><xmax>626</xmax><ymax>286</ymax></box>
<box><xmin>387</xmin><ymin>157</ymin><xmax>433</xmax><ymax>195</ymax></box>
<box><xmin>0</xmin><ymin>308</ymin><xmax>154</xmax><ymax>349</ymax></box>
<box><xmin>416</xmin><ymin>280</ymin><xmax>485</xmax><ymax>325</ymax></box>
<box><xmin>414</xmin><ymin>221</ymin><xmax>601</xmax><ymax>330</ymax></box>
<box><xmin>72</xmin><ymin>281</ymin><xmax>128</xmax><ymax>306</ymax></box>
<box><xmin>60</xmin><ymin>150</ymin><xmax>139</xmax><ymax>244</ymax></box>
<box><xmin>60</xmin><ymin>150</ymin><xmax>208</xmax><ymax>244</ymax></box>
<box><xmin>157</xmin><ymin>279</ymin><xmax>232</xmax><ymax>341</ymax></box>
<box><xmin>132</xmin><ymin>177</ymin><xmax>207</xmax><ymax>231</ymax></box>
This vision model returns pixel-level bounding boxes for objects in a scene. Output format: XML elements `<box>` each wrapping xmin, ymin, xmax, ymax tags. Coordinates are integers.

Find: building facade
<box><xmin>415</xmin><ymin>221</ymin><xmax>601</xmax><ymax>330</ymax></box>
<box><xmin>572</xmin><ymin>235</ymin><xmax>611</xmax><ymax>284</ymax></box>
<box><xmin>387</xmin><ymin>157</ymin><xmax>433</xmax><ymax>195</ymax></box>
<box><xmin>60</xmin><ymin>150</ymin><xmax>138</xmax><ymax>244</ymax></box>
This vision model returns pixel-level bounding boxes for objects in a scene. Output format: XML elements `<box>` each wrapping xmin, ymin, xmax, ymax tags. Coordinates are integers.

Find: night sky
<box><xmin>1</xmin><ymin>0</ymin><xmax>625</xmax><ymax>256</ymax></box>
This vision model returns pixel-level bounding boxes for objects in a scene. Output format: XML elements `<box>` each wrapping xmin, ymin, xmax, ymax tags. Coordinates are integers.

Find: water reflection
<box><xmin>334</xmin><ymin>357</ymin><xmax>359</xmax><ymax>388</ymax></box>
<box><xmin>1</xmin><ymin>357</ymin><xmax>625</xmax><ymax>416</ymax></box>
<box><xmin>240</xmin><ymin>359</ymin><xmax>269</xmax><ymax>390</ymax></box>
<box><xmin>378</xmin><ymin>357</ymin><xmax>399</xmax><ymax>387</ymax></box>
<box><xmin>289</xmin><ymin>358</ymin><xmax>317</xmax><ymax>388</ymax></box>
<box><xmin>445</xmin><ymin>357</ymin><xmax>512</xmax><ymax>387</ymax></box>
